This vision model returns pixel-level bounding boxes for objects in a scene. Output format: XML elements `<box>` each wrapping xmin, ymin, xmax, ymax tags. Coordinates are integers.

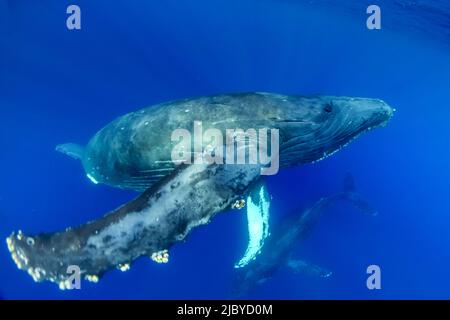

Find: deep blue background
<box><xmin>1</xmin><ymin>0</ymin><xmax>450</xmax><ymax>299</ymax></box>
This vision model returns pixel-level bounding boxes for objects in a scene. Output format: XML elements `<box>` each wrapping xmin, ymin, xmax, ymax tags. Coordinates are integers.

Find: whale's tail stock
<box><xmin>55</xmin><ymin>143</ymin><xmax>85</xmax><ymax>161</ymax></box>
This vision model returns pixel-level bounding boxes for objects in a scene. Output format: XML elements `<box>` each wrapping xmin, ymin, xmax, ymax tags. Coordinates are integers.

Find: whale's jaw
<box><xmin>278</xmin><ymin>96</ymin><xmax>394</xmax><ymax>167</ymax></box>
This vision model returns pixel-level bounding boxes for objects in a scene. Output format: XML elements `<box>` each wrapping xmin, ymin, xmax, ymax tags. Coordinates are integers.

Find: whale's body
<box><xmin>58</xmin><ymin>92</ymin><xmax>393</xmax><ymax>191</ymax></box>
<box><xmin>7</xmin><ymin>92</ymin><xmax>393</xmax><ymax>288</ymax></box>
<box><xmin>233</xmin><ymin>175</ymin><xmax>377</xmax><ymax>297</ymax></box>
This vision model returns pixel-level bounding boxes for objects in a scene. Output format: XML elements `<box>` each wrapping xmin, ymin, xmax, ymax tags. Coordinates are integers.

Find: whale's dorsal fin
<box><xmin>56</xmin><ymin>143</ymin><xmax>85</xmax><ymax>161</ymax></box>
<box><xmin>286</xmin><ymin>259</ymin><xmax>332</xmax><ymax>278</ymax></box>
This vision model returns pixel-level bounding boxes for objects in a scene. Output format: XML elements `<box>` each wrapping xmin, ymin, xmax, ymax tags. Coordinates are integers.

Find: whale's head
<box><xmin>274</xmin><ymin>96</ymin><xmax>394</xmax><ymax>167</ymax></box>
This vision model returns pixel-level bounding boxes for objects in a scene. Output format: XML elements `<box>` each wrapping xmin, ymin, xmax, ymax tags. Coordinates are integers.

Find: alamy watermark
<box><xmin>65</xmin><ymin>265</ymin><xmax>81</xmax><ymax>290</ymax></box>
<box><xmin>171</xmin><ymin>121</ymin><xmax>280</xmax><ymax>175</ymax></box>
<box><xmin>366</xmin><ymin>264</ymin><xmax>381</xmax><ymax>290</ymax></box>
<box><xmin>66</xmin><ymin>5</ymin><xmax>81</xmax><ymax>30</ymax></box>
<box><xmin>366</xmin><ymin>5</ymin><xmax>381</xmax><ymax>30</ymax></box>
<box><xmin>65</xmin><ymin>4</ymin><xmax>380</xmax><ymax>31</ymax></box>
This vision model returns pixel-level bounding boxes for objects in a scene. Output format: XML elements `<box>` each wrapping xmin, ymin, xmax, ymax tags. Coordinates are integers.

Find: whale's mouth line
<box><xmin>278</xmin><ymin>105</ymin><xmax>394</xmax><ymax>167</ymax></box>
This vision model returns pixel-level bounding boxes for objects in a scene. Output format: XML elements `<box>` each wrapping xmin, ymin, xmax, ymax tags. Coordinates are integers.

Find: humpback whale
<box><xmin>56</xmin><ymin>93</ymin><xmax>392</xmax><ymax>191</ymax></box>
<box><xmin>6</xmin><ymin>92</ymin><xmax>393</xmax><ymax>288</ymax></box>
<box><xmin>232</xmin><ymin>174</ymin><xmax>377</xmax><ymax>297</ymax></box>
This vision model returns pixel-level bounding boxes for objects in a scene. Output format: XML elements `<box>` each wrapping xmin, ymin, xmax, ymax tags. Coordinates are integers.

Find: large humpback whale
<box><xmin>232</xmin><ymin>174</ymin><xmax>377</xmax><ymax>297</ymax></box>
<box><xmin>56</xmin><ymin>93</ymin><xmax>392</xmax><ymax>190</ymax></box>
<box><xmin>6</xmin><ymin>92</ymin><xmax>393</xmax><ymax>288</ymax></box>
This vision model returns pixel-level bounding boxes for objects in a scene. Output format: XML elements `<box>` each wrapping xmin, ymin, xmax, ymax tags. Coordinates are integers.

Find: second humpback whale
<box><xmin>6</xmin><ymin>92</ymin><xmax>393</xmax><ymax>288</ymax></box>
<box><xmin>232</xmin><ymin>174</ymin><xmax>377</xmax><ymax>297</ymax></box>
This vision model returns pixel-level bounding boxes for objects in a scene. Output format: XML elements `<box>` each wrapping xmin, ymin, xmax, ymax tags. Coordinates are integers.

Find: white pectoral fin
<box><xmin>287</xmin><ymin>259</ymin><xmax>332</xmax><ymax>278</ymax></box>
<box><xmin>234</xmin><ymin>181</ymin><xmax>271</xmax><ymax>268</ymax></box>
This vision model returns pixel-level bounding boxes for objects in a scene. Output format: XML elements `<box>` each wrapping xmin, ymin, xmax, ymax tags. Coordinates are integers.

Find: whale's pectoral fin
<box><xmin>234</xmin><ymin>181</ymin><xmax>271</xmax><ymax>269</ymax></box>
<box><xmin>286</xmin><ymin>259</ymin><xmax>332</xmax><ymax>278</ymax></box>
<box><xmin>56</xmin><ymin>143</ymin><xmax>85</xmax><ymax>161</ymax></box>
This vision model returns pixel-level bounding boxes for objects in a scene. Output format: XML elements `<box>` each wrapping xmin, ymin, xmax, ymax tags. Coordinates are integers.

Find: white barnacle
<box><xmin>6</xmin><ymin>237</ymin><xmax>14</xmax><ymax>252</ymax></box>
<box><xmin>26</xmin><ymin>237</ymin><xmax>35</xmax><ymax>246</ymax></box>
<box><xmin>86</xmin><ymin>275</ymin><xmax>99</xmax><ymax>283</ymax></box>
<box><xmin>17</xmin><ymin>250</ymin><xmax>29</xmax><ymax>266</ymax></box>
<box><xmin>64</xmin><ymin>280</ymin><xmax>73</xmax><ymax>289</ymax></box>
<box><xmin>118</xmin><ymin>263</ymin><xmax>130</xmax><ymax>272</ymax></box>
<box><xmin>28</xmin><ymin>267</ymin><xmax>42</xmax><ymax>282</ymax></box>
<box><xmin>231</xmin><ymin>199</ymin><xmax>246</xmax><ymax>210</ymax></box>
<box><xmin>151</xmin><ymin>250</ymin><xmax>169</xmax><ymax>264</ymax></box>
<box><xmin>58</xmin><ymin>280</ymin><xmax>72</xmax><ymax>290</ymax></box>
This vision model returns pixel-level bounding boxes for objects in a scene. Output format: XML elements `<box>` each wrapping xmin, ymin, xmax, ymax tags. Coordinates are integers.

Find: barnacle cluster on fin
<box><xmin>118</xmin><ymin>263</ymin><xmax>130</xmax><ymax>272</ymax></box>
<box><xmin>6</xmin><ymin>231</ymin><xmax>29</xmax><ymax>270</ymax></box>
<box><xmin>85</xmin><ymin>274</ymin><xmax>99</xmax><ymax>283</ymax></box>
<box><xmin>7</xmin><ymin>232</ymin><xmax>70</xmax><ymax>288</ymax></box>
<box><xmin>59</xmin><ymin>279</ymin><xmax>75</xmax><ymax>290</ymax></box>
<box><xmin>151</xmin><ymin>249</ymin><xmax>169</xmax><ymax>264</ymax></box>
<box><xmin>27</xmin><ymin>267</ymin><xmax>45</xmax><ymax>282</ymax></box>
<box><xmin>232</xmin><ymin>199</ymin><xmax>246</xmax><ymax>210</ymax></box>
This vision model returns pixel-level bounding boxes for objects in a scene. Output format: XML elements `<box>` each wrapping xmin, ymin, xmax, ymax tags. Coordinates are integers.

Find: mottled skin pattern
<box><xmin>7</xmin><ymin>163</ymin><xmax>262</xmax><ymax>287</ymax></box>
<box><xmin>6</xmin><ymin>92</ymin><xmax>393</xmax><ymax>288</ymax></box>
<box><xmin>233</xmin><ymin>175</ymin><xmax>378</xmax><ymax>297</ymax></box>
<box><xmin>82</xmin><ymin>93</ymin><xmax>393</xmax><ymax>191</ymax></box>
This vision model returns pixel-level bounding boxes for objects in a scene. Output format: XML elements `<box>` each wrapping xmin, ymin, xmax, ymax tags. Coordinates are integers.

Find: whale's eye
<box><xmin>324</xmin><ymin>102</ymin><xmax>333</xmax><ymax>113</ymax></box>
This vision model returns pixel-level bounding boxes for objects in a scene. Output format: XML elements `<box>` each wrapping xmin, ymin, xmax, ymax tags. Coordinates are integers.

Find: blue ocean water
<box><xmin>1</xmin><ymin>0</ymin><xmax>449</xmax><ymax>299</ymax></box>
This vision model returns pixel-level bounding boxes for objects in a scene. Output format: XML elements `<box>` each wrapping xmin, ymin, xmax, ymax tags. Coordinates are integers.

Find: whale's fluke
<box><xmin>342</xmin><ymin>174</ymin><xmax>378</xmax><ymax>216</ymax></box>
<box><xmin>56</xmin><ymin>143</ymin><xmax>85</xmax><ymax>161</ymax></box>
